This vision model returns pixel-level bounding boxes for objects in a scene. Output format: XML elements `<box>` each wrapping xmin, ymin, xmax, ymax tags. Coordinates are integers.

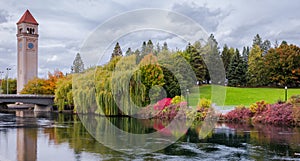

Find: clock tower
<box><xmin>16</xmin><ymin>10</ymin><xmax>39</xmax><ymax>93</ymax></box>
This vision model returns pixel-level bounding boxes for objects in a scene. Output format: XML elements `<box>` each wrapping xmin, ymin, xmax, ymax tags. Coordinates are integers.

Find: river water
<box><xmin>0</xmin><ymin>112</ymin><xmax>299</xmax><ymax>161</ymax></box>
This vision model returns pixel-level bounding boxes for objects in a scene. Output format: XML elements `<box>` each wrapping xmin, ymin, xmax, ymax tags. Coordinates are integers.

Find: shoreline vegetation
<box><xmin>14</xmin><ymin>35</ymin><xmax>300</xmax><ymax>127</ymax></box>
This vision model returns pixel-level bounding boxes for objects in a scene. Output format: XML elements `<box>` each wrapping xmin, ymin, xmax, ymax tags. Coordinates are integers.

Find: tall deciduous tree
<box><xmin>247</xmin><ymin>45</ymin><xmax>266</xmax><ymax>86</ymax></box>
<box><xmin>72</xmin><ymin>53</ymin><xmax>85</xmax><ymax>73</ymax></box>
<box><xmin>264</xmin><ymin>43</ymin><xmax>300</xmax><ymax>87</ymax></box>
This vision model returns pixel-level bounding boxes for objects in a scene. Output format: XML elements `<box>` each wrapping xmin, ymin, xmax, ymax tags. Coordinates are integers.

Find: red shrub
<box><xmin>225</xmin><ymin>107</ymin><xmax>252</xmax><ymax>123</ymax></box>
<box><xmin>252</xmin><ymin>103</ymin><xmax>294</xmax><ymax>125</ymax></box>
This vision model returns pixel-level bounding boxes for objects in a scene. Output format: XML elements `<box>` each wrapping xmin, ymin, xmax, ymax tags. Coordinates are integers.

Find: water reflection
<box><xmin>0</xmin><ymin>113</ymin><xmax>299</xmax><ymax>160</ymax></box>
<box><xmin>17</xmin><ymin>120</ymin><xmax>37</xmax><ymax>161</ymax></box>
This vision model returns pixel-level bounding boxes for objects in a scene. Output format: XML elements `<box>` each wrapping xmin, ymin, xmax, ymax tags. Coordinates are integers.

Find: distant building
<box><xmin>16</xmin><ymin>10</ymin><xmax>39</xmax><ymax>93</ymax></box>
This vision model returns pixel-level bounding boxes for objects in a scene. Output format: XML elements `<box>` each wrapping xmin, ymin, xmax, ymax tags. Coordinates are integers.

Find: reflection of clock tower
<box><xmin>16</xmin><ymin>10</ymin><xmax>39</xmax><ymax>93</ymax></box>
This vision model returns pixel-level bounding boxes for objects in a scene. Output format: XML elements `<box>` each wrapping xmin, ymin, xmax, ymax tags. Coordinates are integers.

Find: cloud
<box><xmin>0</xmin><ymin>10</ymin><xmax>8</xmax><ymax>23</ymax></box>
<box><xmin>0</xmin><ymin>0</ymin><xmax>300</xmax><ymax>78</ymax></box>
<box><xmin>172</xmin><ymin>2</ymin><xmax>230</xmax><ymax>33</ymax></box>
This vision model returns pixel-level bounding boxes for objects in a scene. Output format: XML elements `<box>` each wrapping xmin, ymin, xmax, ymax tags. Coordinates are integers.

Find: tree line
<box><xmin>112</xmin><ymin>34</ymin><xmax>300</xmax><ymax>87</ymax></box>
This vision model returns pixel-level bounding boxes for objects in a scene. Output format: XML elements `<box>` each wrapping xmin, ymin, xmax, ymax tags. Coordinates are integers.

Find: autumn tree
<box><xmin>264</xmin><ymin>43</ymin><xmax>300</xmax><ymax>87</ymax></box>
<box><xmin>21</xmin><ymin>70</ymin><xmax>65</xmax><ymax>95</ymax></box>
<box><xmin>247</xmin><ymin>45</ymin><xmax>266</xmax><ymax>86</ymax></box>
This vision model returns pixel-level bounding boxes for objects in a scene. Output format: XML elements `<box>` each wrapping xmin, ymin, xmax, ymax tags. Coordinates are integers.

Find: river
<box><xmin>0</xmin><ymin>112</ymin><xmax>299</xmax><ymax>161</ymax></box>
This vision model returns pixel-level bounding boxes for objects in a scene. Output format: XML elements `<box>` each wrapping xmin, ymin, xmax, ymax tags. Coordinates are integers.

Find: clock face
<box><xmin>28</xmin><ymin>43</ymin><xmax>34</xmax><ymax>49</ymax></box>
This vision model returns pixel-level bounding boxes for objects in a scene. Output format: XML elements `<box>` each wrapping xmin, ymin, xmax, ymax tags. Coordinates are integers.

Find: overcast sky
<box><xmin>0</xmin><ymin>0</ymin><xmax>299</xmax><ymax>78</ymax></box>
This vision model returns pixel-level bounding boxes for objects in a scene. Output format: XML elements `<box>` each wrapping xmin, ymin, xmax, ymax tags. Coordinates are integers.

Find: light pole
<box><xmin>186</xmin><ymin>89</ymin><xmax>190</xmax><ymax>107</ymax></box>
<box><xmin>285</xmin><ymin>86</ymin><xmax>288</xmax><ymax>102</ymax></box>
<box><xmin>6</xmin><ymin>68</ymin><xmax>11</xmax><ymax>94</ymax></box>
<box><xmin>0</xmin><ymin>71</ymin><xmax>4</xmax><ymax>94</ymax></box>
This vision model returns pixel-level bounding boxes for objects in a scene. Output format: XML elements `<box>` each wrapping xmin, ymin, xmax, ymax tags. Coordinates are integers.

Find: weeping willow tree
<box><xmin>55</xmin><ymin>75</ymin><xmax>73</xmax><ymax>111</ymax></box>
<box><xmin>72</xmin><ymin>69</ymin><xmax>97</xmax><ymax>113</ymax></box>
<box><xmin>72</xmin><ymin>54</ymin><xmax>164</xmax><ymax>116</ymax></box>
<box><xmin>111</xmin><ymin>55</ymin><xmax>146</xmax><ymax>116</ymax></box>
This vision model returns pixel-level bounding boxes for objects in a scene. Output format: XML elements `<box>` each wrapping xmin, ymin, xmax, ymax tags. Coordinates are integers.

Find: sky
<box><xmin>0</xmin><ymin>0</ymin><xmax>300</xmax><ymax>78</ymax></box>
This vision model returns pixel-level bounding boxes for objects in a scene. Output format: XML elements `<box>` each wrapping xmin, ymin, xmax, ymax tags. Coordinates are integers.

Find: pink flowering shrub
<box><xmin>153</xmin><ymin>98</ymin><xmax>172</xmax><ymax>110</ymax></box>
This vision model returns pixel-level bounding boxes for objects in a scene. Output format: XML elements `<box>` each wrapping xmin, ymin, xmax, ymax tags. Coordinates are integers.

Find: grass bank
<box><xmin>188</xmin><ymin>85</ymin><xmax>300</xmax><ymax>106</ymax></box>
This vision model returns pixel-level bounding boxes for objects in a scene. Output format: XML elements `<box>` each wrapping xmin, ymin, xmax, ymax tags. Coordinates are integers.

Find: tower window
<box><xmin>27</xmin><ymin>28</ymin><xmax>29</xmax><ymax>33</ymax></box>
<box><xmin>19</xmin><ymin>28</ymin><xmax>23</xmax><ymax>33</ymax></box>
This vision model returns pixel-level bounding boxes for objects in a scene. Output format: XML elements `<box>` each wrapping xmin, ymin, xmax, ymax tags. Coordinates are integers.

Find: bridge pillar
<box><xmin>34</xmin><ymin>104</ymin><xmax>53</xmax><ymax>112</ymax></box>
<box><xmin>0</xmin><ymin>103</ymin><xmax>7</xmax><ymax>109</ymax></box>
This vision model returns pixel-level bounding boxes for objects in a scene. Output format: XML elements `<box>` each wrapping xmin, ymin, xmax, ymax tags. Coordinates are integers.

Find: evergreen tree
<box><xmin>227</xmin><ymin>49</ymin><xmax>247</xmax><ymax>86</ymax></box>
<box><xmin>221</xmin><ymin>44</ymin><xmax>235</xmax><ymax>77</ymax></box>
<box><xmin>242</xmin><ymin>46</ymin><xmax>250</xmax><ymax>63</ymax></box>
<box><xmin>261</xmin><ymin>40</ymin><xmax>271</xmax><ymax>55</ymax></box>
<box><xmin>203</xmin><ymin>34</ymin><xmax>225</xmax><ymax>84</ymax></box>
<box><xmin>146</xmin><ymin>40</ymin><xmax>154</xmax><ymax>54</ymax></box>
<box><xmin>162</xmin><ymin>42</ymin><xmax>168</xmax><ymax>51</ymax></box>
<box><xmin>72</xmin><ymin>53</ymin><xmax>84</xmax><ymax>73</ymax></box>
<box><xmin>125</xmin><ymin>47</ymin><xmax>133</xmax><ymax>56</ymax></box>
<box><xmin>141</xmin><ymin>41</ymin><xmax>147</xmax><ymax>55</ymax></box>
<box><xmin>155</xmin><ymin>42</ymin><xmax>161</xmax><ymax>55</ymax></box>
<box><xmin>252</xmin><ymin>34</ymin><xmax>271</xmax><ymax>55</ymax></box>
<box><xmin>253</xmin><ymin>34</ymin><xmax>262</xmax><ymax>48</ymax></box>
<box><xmin>111</xmin><ymin>42</ymin><xmax>122</xmax><ymax>59</ymax></box>
<box><xmin>186</xmin><ymin>41</ymin><xmax>207</xmax><ymax>84</ymax></box>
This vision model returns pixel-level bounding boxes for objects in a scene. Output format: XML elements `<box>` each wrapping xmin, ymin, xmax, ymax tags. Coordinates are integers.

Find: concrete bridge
<box><xmin>0</xmin><ymin>94</ymin><xmax>54</xmax><ymax>112</ymax></box>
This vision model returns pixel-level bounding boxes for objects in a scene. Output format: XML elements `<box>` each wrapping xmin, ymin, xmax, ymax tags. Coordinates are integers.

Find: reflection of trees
<box><xmin>42</xmin><ymin>114</ymin><xmax>300</xmax><ymax>158</ymax></box>
<box><xmin>191</xmin><ymin>122</ymin><xmax>300</xmax><ymax>157</ymax></box>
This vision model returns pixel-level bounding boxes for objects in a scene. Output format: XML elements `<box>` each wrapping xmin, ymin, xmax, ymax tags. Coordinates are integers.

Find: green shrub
<box><xmin>171</xmin><ymin>95</ymin><xmax>185</xmax><ymax>104</ymax></box>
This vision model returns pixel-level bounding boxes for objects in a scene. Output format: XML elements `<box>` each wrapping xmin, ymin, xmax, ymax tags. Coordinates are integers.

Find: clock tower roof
<box><xmin>17</xmin><ymin>10</ymin><xmax>39</xmax><ymax>25</ymax></box>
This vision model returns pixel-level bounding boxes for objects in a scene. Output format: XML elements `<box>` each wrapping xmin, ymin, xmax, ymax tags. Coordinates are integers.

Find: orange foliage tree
<box><xmin>21</xmin><ymin>70</ymin><xmax>65</xmax><ymax>95</ymax></box>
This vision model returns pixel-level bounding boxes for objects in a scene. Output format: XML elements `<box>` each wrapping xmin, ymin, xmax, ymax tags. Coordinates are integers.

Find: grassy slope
<box><xmin>189</xmin><ymin>85</ymin><xmax>300</xmax><ymax>106</ymax></box>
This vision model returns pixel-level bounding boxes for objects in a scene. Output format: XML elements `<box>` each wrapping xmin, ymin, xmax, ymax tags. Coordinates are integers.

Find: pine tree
<box><xmin>242</xmin><ymin>46</ymin><xmax>250</xmax><ymax>63</ymax></box>
<box><xmin>155</xmin><ymin>42</ymin><xmax>161</xmax><ymax>55</ymax></box>
<box><xmin>253</xmin><ymin>34</ymin><xmax>262</xmax><ymax>48</ymax></box>
<box><xmin>203</xmin><ymin>34</ymin><xmax>225</xmax><ymax>84</ymax></box>
<box><xmin>162</xmin><ymin>42</ymin><xmax>168</xmax><ymax>51</ymax></box>
<box><xmin>221</xmin><ymin>44</ymin><xmax>235</xmax><ymax>77</ymax></box>
<box><xmin>72</xmin><ymin>53</ymin><xmax>84</xmax><ymax>73</ymax></box>
<box><xmin>186</xmin><ymin>41</ymin><xmax>207</xmax><ymax>84</ymax></box>
<box><xmin>146</xmin><ymin>40</ymin><xmax>154</xmax><ymax>54</ymax></box>
<box><xmin>111</xmin><ymin>42</ymin><xmax>122</xmax><ymax>59</ymax></box>
<box><xmin>125</xmin><ymin>47</ymin><xmax>133</xmax><ymax>56</ymax></box>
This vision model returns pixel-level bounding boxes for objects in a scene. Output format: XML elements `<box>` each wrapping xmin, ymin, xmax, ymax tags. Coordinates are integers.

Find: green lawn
<box><xmin>188</xmin><ymin>85</ymin><xmax>300</xmax><ymax>106</ymax></box>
